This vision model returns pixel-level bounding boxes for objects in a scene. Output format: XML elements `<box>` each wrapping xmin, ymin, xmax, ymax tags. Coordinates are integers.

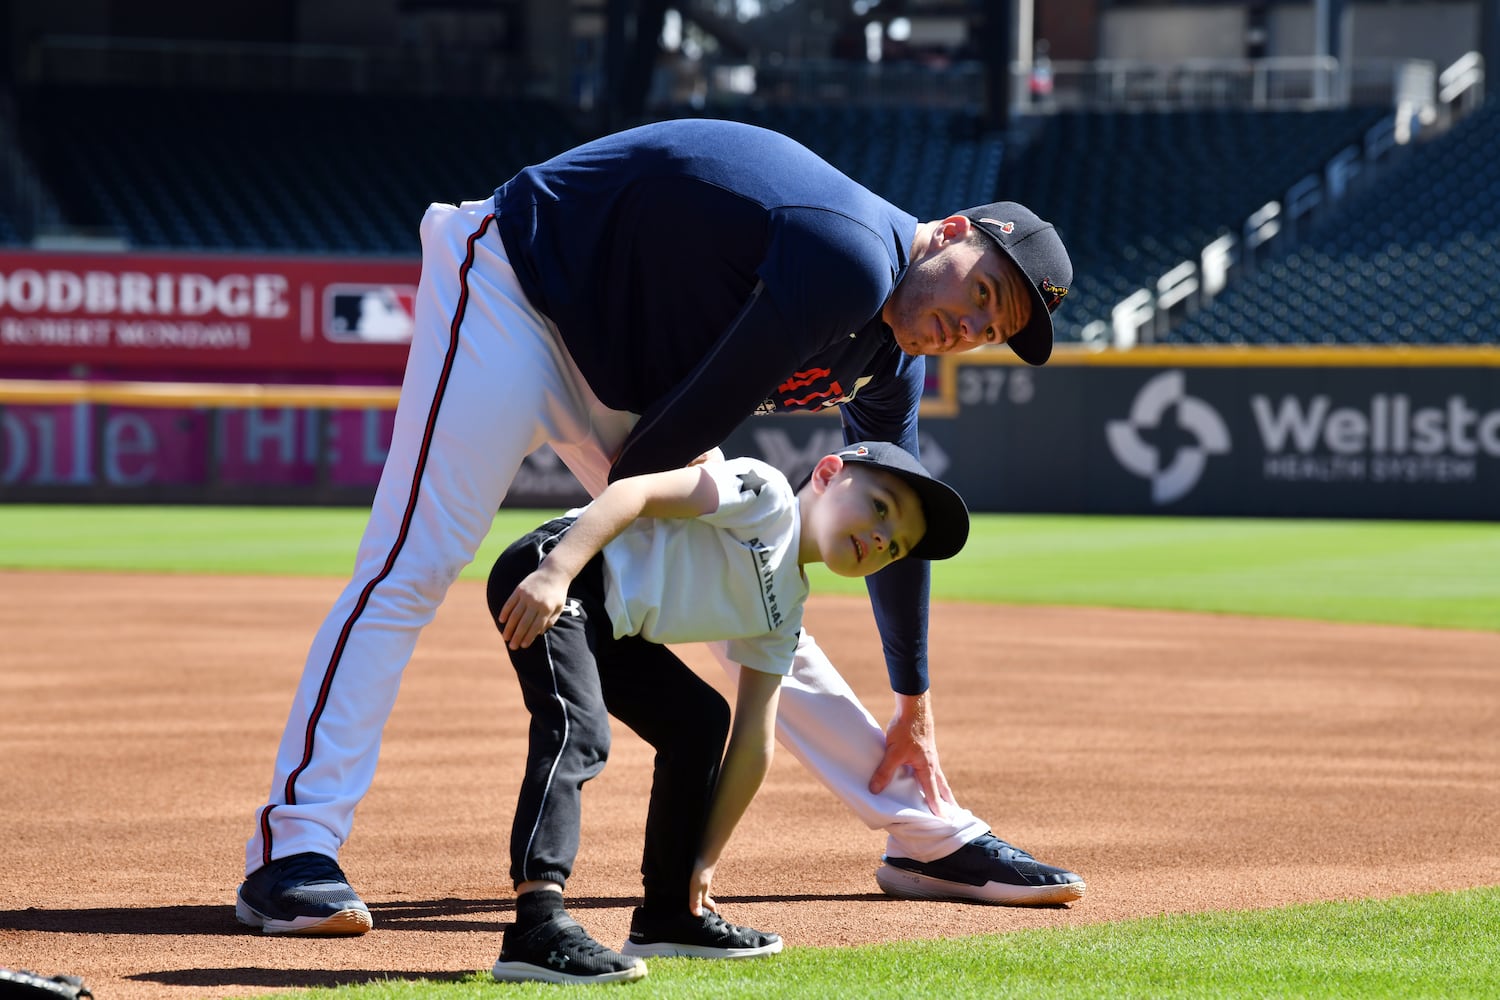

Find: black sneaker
<box><xmin>877</xmin><ymin>831</ymin><xmax>1086</xmax><ymax>905</ymax></box>
<box><xmin>492</xmin><ymin>912</ymin><xmax>647</xmax><ymax>985</ymax></box>
<box><xmin>620</xmin><ymin>908</ymin><xmax>783</xmax><ymax>959</ymax></box>
<box><xmin>235</xmin><ymin>852</ymin><xmax>373</xmax><ymax>935</ymax></box>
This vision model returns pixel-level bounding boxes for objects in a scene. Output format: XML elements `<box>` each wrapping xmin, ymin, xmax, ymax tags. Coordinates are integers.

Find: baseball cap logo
<box><xmin>1040</xmin><ymin>279</ymin><xmax>1068</xmax><ymax>311</ymax></box>
<box><xmin>980</xmin><ymin>218</ymin><xmax>1015</xmax><ymax>234</ymax></box>
<box><xmin>841</xmin><ymin>446</ymin><xmax>871</xmax><ymax>458</ymax></box>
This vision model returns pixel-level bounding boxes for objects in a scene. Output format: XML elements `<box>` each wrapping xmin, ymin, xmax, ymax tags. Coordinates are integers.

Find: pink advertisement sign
<box><xmin>0</xmin><ymin>249</ymin><xmax>420</xmax><ymax>374</ymax></box>
<box><xmin>1</xmin><ymin>402</ymin><xmax>396</xmax><ymax>488</ymax></box>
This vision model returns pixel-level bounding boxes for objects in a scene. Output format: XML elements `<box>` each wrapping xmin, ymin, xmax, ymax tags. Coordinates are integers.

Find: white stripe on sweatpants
<box><xmin>246</xmin><ymin>197</ymin><xmax>636</xmax><ymax>873</ymax></box>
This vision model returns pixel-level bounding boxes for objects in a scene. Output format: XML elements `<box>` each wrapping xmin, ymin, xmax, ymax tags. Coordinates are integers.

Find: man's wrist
<box><xmin>892</xmin><ymin>690</ymin><xmax>933</xmax><ymax>730</ymax></box>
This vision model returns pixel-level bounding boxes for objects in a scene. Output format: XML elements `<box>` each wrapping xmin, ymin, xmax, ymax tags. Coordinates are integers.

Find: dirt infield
<box><xmin>2</xmin><ymin>570</ymin><xmax>1497</xmax><ymax>998</ymax></box>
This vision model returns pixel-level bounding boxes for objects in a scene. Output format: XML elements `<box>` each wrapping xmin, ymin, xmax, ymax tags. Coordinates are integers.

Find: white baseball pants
<box><xmin>246</xmin><ymin>196</ymin><xmax>987</xmax><ymax>876</ymax></box>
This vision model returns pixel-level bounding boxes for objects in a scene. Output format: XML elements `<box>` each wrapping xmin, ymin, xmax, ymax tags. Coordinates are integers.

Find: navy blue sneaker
<box><xmin>620</xmin><ymin>908</ymin><xmax>783</xmax><ymax>959</ymax></box>
<box><xmin>235</xmin><ymin>852</ymin><xmax>373</xmax><ymax>935</ymax></box>
<box><xmin>876</xmin><ymin>832</ymin><xmax>1086</xmax><ymax>905</ymax></box>
<box><xmin>492</xmin><ymin>912</ymin><xmax>646</xmax><ymax>984</ymax></box>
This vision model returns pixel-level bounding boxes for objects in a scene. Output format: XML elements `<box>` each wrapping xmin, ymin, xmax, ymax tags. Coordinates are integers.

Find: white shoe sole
<box><xmin>491</xmin><ymin>958</ymin><xmax>647</xmax><ymax>984</ymax></box>
<box><xmin>235</xmin><ymin>892</ymin><xmax>373</xmax><ymax>936</ymax></box>
<box><xmin>876</xmin><ymin>862</ymin><xmax>1086</xmax><ymax>906</ymax></box>
<box><xmin>621</xmin><ymin>937</ymin><xmax>783</xmax><ymax>959</ymax></box>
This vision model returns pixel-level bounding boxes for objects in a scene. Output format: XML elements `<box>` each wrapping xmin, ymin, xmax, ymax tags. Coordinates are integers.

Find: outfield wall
<box><xmin>1</xmin><ymin>347</ymin><xmax>1496</xmax><ymax>519</ymax></box>
<box><xmin>722</xmin><ymin>348</ymin><xmax>1500</xmax><ymax>521</ymax></box>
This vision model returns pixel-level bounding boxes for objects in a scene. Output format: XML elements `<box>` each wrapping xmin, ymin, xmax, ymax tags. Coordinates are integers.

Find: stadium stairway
<box><xmin>996</xmin><ymin>106</ymin><xmax>1391</xmax><ymax>346</ymax></box>
<box><xmin>1169</xmin><ymin>100</ymin><xmax>1500</xmax><ymax>346</ymax></box>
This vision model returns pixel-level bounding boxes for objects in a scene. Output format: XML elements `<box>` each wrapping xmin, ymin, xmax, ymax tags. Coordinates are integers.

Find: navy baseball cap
<box><xmin>801</xmin><ymin>441</ymin><xmax>970</xmax><ymax>561</ymax></box>
<box><xmin>959</xmin><ymin>201</ymin><xmax>1072</xmax><ymax>366</ymax></box>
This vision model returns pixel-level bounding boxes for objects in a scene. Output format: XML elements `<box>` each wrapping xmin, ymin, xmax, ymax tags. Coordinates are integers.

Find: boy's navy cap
<box><xmin>803</xmin><ymin>441</ymin><xmax>970</xmax><ymax>561</ymax></box>
<box><xmin>959</xmin><ymin>201</ymin><xmax>1072</xmax><ymax>366</ymax></box>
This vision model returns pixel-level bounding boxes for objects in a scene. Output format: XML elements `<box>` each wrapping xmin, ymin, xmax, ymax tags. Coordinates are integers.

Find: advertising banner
<box><xmin>0</xmin><ymin>249</ymin><xmax>419</xmax><ymax>374</ymax></box>
<box><xmin>1</xmin><ymin>402</ymin><xmax>397</xmax><ymax>492</ymax></box>
<box><xmin>0</xmin><ymin>396</ymin><xmax>591</xmax><ymax>505</ymax></box>
<box><xmin>3</xmin><ymin>356</ymin><xmax>1495</xmax><ymax>519</ymax></box>
<box><xmin>720</xmin><ymin>362</ymin><xmax>1500</xmax><ymax>520</ymax></box>
<box><xmin>1070</xmin><ymin>366</ymin><xmax>1498</xmax><ymax>518</ymax></box>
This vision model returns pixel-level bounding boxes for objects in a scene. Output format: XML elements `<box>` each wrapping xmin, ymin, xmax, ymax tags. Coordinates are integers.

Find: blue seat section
<box><xmin>18</xmin><ymin>86</ymin><xmax>583</xmax><ymax>254</ymax></box>
<box><xmin>1170</xmin><ymin>101</ymin><xmax>1500</xmax><ymax>345</ymax></box>
<box><xmin>650</xmin><ymin>104</ymin><xmax>1004</xmax><ymax>225</ymax></box>
<box><xmin>0</xmin><ymin>83</ymin><xmax>27</xmax><ymax>245</ymax></box>
<box><xmin>17</xmin><ymin>86</ymin><xmax>1449</xmax><ymax>347</ymax></box>
<box><xmin>998</xmin><ymin>107</ymin><xmax>1388</xmax><ymax>345</ymax></box>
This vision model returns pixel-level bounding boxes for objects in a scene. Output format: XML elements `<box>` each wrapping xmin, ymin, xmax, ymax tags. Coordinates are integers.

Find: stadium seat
<box><xmin>1170</xmin><ymin>101</ymin><xmax>1500</xmax><ymax>346</ymax></box>
<box><xmin>14</xmin><ymin>85</ymin><xmax>584</xmax><ymax>255</ymax></box>
<box><xmin>994</xmin><ymin>106</ymin><xmax>1390</xmax><ymax>345</ymax></box>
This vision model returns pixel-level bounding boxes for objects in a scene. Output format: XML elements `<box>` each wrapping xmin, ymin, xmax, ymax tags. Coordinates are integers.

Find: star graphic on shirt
<box><xmin>737</xmin><ymin>470</ymin><xmax>768</xmax><ymax>496</ymax></box>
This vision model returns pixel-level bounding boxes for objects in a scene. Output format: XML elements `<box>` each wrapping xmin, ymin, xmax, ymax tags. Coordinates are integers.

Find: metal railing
<box><xmin>21</xmin><ymin>36</ymin><xmax>1445</xmax><ymax>116</ymax></box>
<box><xmin>23</xmin><ymin>35</ymin><xmax>531</xmax><ymax>97</ymax></box>
<box><xmin>1438</xmin><ymin>50</ymin><xmax>1485</xmax><ymax>114</ymax></box>
<box><xmin>684</xmin><ymin>58</ymin><xmax>988</xmax><ymax>110</ymax></box>
<box><xmin>664</xmin><ymin>54</ymin><xmax>1433</xmax><ymax>113</ymax></box>
<box><xmin>1087</xmin><ymin>51</ymin><xmax>1484</xmax><ymax>352</ymax></box>
<box><xmin>1016</xmin><ymin>56</ymin><xmax>1437</xmax><ymax>113</ymax></box>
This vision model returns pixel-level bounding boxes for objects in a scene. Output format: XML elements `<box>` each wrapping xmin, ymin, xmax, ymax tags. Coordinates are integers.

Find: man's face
<box><xmin>883</xmin><ymin>221</ymin><xmax>1034</xmax><ymax>356</ymax></box>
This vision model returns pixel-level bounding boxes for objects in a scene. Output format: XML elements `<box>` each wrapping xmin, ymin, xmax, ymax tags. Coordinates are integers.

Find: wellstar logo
<box><xmin>1251</xmin><ymin>393</ymin><xmax>1500</xmax><ymax>457</ymax></box>
<box><xmin>1106</xmin><ymin>371</ymin><xmax>1231</xmax><ymax>504</ymax></box>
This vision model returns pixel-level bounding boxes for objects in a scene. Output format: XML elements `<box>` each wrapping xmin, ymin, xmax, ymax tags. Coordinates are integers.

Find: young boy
<box><xmin>485</xmin><ymin>441</ymin><xmax>970</xmax><ymax>985</ymax></box>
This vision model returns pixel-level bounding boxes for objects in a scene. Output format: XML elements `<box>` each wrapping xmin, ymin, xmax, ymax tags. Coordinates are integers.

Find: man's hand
<box><xmin>867</xmin><ymin>690</ymin><xmax>956</xmax><ymax>816</ymax></box>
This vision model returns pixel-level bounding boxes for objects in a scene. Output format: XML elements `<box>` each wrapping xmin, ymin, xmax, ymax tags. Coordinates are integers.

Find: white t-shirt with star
<box><xmin>586</xmin><ymin>456</ymin><xmax>808</xmax><ymax>676</ymax></box>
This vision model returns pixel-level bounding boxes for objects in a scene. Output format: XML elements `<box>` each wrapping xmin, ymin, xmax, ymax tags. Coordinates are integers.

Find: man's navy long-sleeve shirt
<box><xmin>495</xmin><ymin>118</ymin><xmax>937</xmax><ymax>694</ymax></box>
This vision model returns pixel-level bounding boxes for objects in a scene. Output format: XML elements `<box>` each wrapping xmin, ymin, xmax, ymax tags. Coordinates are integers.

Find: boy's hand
<box><xmin>687</xmin><ymin>446</ymin><xmax>725</xmax><ymax>467</ymax></box>
<box><xmin>498</xmin><ymin>567</ymin><xmax>573</xmax><ymax>649</ymax></box>
<box><xmin>689</xmin><ymin>861</ymin><xmax>718</xmax><ymax>916</ymax></box>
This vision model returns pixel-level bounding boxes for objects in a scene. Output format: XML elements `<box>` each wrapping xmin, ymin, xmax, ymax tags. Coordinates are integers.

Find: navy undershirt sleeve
<box><xmin>866</xmin><ymin>555</ymin><xmax>931</xmax><ymax>695</ymax></box>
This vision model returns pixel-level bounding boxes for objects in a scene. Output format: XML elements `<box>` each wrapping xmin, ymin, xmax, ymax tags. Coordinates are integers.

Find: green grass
<box><xmin>0</xmin><ymin>505</ymin><xmax>555</xmax><ymax>578</ymax></box>
<box><xmin>843</xmin><ymin>515</ymin><xmax>1500</xmax><ymax>632</ymax></box>
<box><xmin>246</xmin><ymin>888</ymin><xmax>1500</xmax><ymax>999</ymax></box>
<box><xmin>2</xmin><ymin>506</ymin><xmax>1495</xmax><ymax>630</ymax></box>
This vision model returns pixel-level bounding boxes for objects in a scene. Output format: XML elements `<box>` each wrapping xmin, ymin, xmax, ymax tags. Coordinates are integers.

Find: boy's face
<box><xmin>806</xmin><ymin>463</ymin><xmax>927</xmax><ymax>577</ymax></box>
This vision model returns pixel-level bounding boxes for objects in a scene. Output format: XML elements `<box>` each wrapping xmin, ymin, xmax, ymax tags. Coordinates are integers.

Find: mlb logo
<box><xmin>325</xmin><ymin>284</ymin><xmax>418</xmax><ymax>343</ymax></box>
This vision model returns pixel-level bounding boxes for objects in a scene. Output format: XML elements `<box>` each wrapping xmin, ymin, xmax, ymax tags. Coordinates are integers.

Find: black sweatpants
<box><xmin>486</xmin><ymin>517</ymin><xmax>732</xmax><ymax>912</ymax></box>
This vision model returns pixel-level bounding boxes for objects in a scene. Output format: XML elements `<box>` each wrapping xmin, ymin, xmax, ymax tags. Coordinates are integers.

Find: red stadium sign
<box><xmin>0</xmin><ymin>249</ymin><xmax>421</xmax><ymax>375</ymax></box>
